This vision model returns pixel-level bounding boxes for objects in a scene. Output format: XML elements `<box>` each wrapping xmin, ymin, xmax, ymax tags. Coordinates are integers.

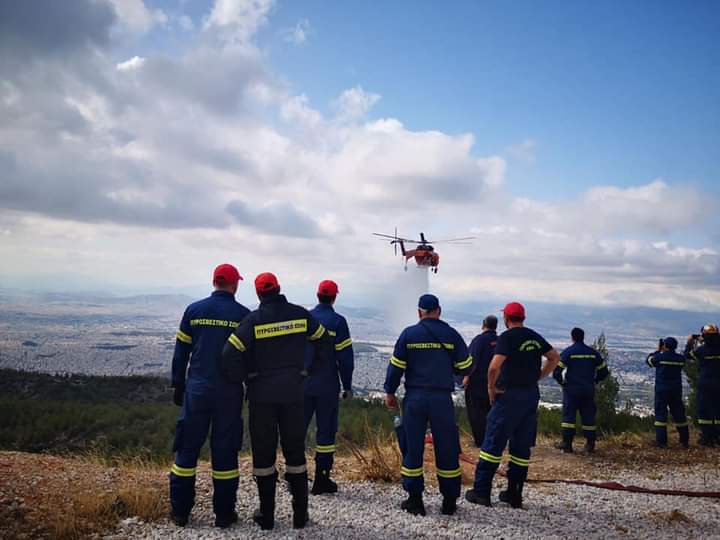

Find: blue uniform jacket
<box><xmin>686</xmin><ymin>343</ymin><xmax>720</xmax><ymax>385</ymax></box>
<box><xmin>467</xmin><ymin>330</ymin><xmax>497</xmax><ymax>396</ymax></box>
<box><xmin>172</xmin><ymin>291</ymin><xmax>250</xmax><ymax>393</ymax></box>
<box><xmin>304</xmin><ymin>303</ymin><xmax>354</xmax><ymax>396</ymax></box>
<box><xmin>646</xmin><ymin>350</ymin><xmax>685</xmax><ymax>391</ymax></box>
<box><xmin>384</xmin><ymin>318</ymin><xmax>471</xmax><ymax>394</ymax></box>
<box><xmin>553</xmin><ymin>341</ymin><xmax>609</xmax><ymax>392</ymax></box>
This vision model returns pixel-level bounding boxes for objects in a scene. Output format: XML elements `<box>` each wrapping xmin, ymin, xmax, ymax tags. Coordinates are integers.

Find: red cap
<box><xmin>213</xmin><ymin>264</ymin><xmax>242</xmax><ymax>285</ymax></box>
<box><xmin>255</xmin><ymin>272</ymin><xmax>280</xmax><ymax>293</ymax></box>
<box><xmin>503</xmin><ymin>302</ymin><xmax>526</xmax><ymax>320</ymax></box>
<box><xmin>317</xmin><ymin>280</ymin><xmax>339</xmax><ymax>296</ymax></box>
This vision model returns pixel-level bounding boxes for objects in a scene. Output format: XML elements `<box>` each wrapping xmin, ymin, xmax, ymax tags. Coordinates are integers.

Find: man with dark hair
<box><xmin>170</xmin><ymin>264</ymin><xmax>250</xmax><ymax>528</ymax></box>
<box><xmin>464</xmin><ymin>315</ymin><xmax>498</xmax><ymax>447</ymax></box>
<box><xmin>384</xmin><ymin>294</ymin><xmax>472</xmax><ymax>517</ymax></box>
<box><xmin>466</xmin><ymin>302</ymin><xmax>561</xmax><ymax>509</ymax></box>
<box><xmin>553</xmin><ymin>327</ymin><xmax>610</xmax><ymax>454</ymax></box>
<box><xmin>647</xmin><ymin>337</ymin><xmax>689</xmax><ymax>448</ymax></box>
<box><xmin>685</xmin><ymin>324</ymin><xmax>720</xmax><ymax>446</ymax></box>
<box><xmin>221</xmin><ymin>273</ymin><xmax>333</xmax><ymax>530</ymax></box>
<box><xmin>304</xmin><ymin>279</ymin><xmax>354</xmax><ymax>494</ymax></box>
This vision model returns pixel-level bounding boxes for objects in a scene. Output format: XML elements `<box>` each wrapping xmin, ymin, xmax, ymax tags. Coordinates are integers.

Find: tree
<box><xmin>592</xmin><ymin>332</ymin><xmax>620</xmax><ymax>434</ymax></box>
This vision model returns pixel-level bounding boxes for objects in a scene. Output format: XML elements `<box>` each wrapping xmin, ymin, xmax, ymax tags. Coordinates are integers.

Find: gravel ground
<box><xmin>106</xmin><ymin>469</ymin><xmax>720</xmax><ymax>539</ymax></box>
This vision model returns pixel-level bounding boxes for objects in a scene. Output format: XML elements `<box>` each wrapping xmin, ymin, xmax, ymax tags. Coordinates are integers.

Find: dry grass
<box><xmin>648</xmin><ymin>509</ymin><xmax>695</xmax><ymax>525</ymax></box>
<box><xmin>339</xmin><ymin>417</ymin><xmax>401</xmax><ymax>483</ymax></box>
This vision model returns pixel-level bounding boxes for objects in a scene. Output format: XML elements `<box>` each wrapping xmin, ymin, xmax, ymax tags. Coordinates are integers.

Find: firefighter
<box><xmin>464</xmin><ymin>315</ymin><xmax>498</xmax><ymax>447</ymax></box>
<box><xmin>221</xmin><ymin>273</ymin><xmax>333</xmax><ymax>530</ymax></box>
<box><xmin>304</xmin><ymin>280</ymin><xmax>354</xmax><ymax>495</ymax></box>
<box><xmin>466</xmin><ymin>302</ymin><xmax>561</xmax><ymax>509</ymax></box>
<box><xmin>646</xmin><ymin>337</ymin><xmax>689</xmax><ymax>448</ymax></box>
<box><xmin>553</xmin><ymin>327</ymin><xmax>610</xmax><ymax>454</ymax></box>
<box><xmin>169</xmin><ymin>264</ymin><xmax>250</xmax><ymax>528</ymax></box>
<box><xmin>685</xmin><ymin>324</ymin><xmax>720</xmax><ymax>447</ymax></box>
<box><xmin>384</xmin><ymin>294</ymin><xmax>472</xmax><ymax>517</ymax></box>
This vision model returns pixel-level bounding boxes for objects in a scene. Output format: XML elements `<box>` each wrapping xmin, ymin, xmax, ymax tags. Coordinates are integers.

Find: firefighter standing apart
<box><xmin>169</xmin><ymin>264</ymin><xmax>250</xmax><ymax>528</ymax></box>
<box><xmin>553</xmin><ymin>327</ymin><xmax>610</xmax><ymax>454</ymax></box>
<box><xmin>221</xmin><ymin>273</ymin><xmax>333</xmax><ymax>530</ymax></box>
<box><xmin>464</xmin><ymin>315</ymin><xmax>498</xmax><ymax>448</ymax></box>
<box><xmin>304</xmin><ymin>280</ymin><xmax>354</xmax><ymax>494</ymax></box>
<box><xmin>384</xmin><ymin>294</ymin><xmax>472</xmax><ymax>517</ymax></box>
<box><xmin>466</xmin><ymin>302</ymin><xmax>561</xmax><ymax>509</ymax></box>
<box><xmin>685</xmin><ymin>324</ymin><xmax>720</xmax><ymax>446</ymax></box>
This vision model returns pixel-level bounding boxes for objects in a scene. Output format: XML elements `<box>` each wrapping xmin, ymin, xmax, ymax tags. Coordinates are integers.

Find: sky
<box><xmin>0</xmin><ymin>0</ymin><xmax>719</xmax><ymax>311</ymax></box>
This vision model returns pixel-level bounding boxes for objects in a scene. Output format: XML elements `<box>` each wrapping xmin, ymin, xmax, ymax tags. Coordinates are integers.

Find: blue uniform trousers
<box><xmin>474</xmin><ymin>386</ymin><xmax>539</xmax><ymax>497</ymax></box>
<box><xmin>561</xmin><ymin>387</ymin><xmax>597</xmax><ymax>442</ymax></box>
<box><xmin>304</xmin><ymin>393</ymin><xmax>339</xmax><ymax>470</ymax></box>
<box><xmin>654</xmin><ymin>388</ymin><xmax>689</xmax><ymax>445</ymax></box>
<box><xmin>170</xmin><ymin>388</ymin><xmax>243</xmax><ymax>517</ymax></box>
<box><xmin>697</xmin><ymin>381</ymin><xmax>720</xmax><ymax>441</ymax></box>
<box><xmin>400</xmin><ymin>390</ymin><xmax>461</xmax><ymax>498</ymax></box>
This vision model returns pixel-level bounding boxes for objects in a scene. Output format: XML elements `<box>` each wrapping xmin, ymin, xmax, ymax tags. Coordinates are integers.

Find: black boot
<box><xmin>170</xmin><ymin>512</ymin><xmax>188</xmax><ymax>527</ymax></box>
<box><xmin>400</xmin><ymin>493</ymin><xmax>426</xmax><ymax>516</ymax></box>
<box><xmin>464</xmin><ymin>489</ymin><xmax>491</xmax><ymax>507</ymax></box>
<box><xmin>253</xmin><ymin>473</ymin><xmax>277</xmax><ymax>530</ymax></box>
<box><xmin>583</xmin><ymin>439</ymin><xmax>595</xmax><ymax>454</ymax></box>
<box><xmin>311</xmin><ymin>468</ymin><xmax>338</xmax><ymax>495</ymax></box>
<box><xmin>554</xmin><ymin>432</ymin><xmax>574</xmax><ymax>453</ymax></box>
<box><xmin>287</xmin><ymin>471</ymin><xmax>309</xmax><ymax>529</ymax></box>
<box><xmin>441</xmin><ymin>496</ymin><xmax>457</xmax><ymax>515</ymax></box>
<box><xmin>498</xmin><ymin>480</ymin><xmax>523</xmax><ymax>509</ymax></box>
<box><xmin>214</xmin><ymin>511</ymin><xmax>238</xmax><ymax>529</ymax></box>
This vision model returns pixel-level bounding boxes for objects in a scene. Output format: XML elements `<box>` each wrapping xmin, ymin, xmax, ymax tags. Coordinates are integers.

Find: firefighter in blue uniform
<box><xmin>304</xmin><ymin>280</ymin><xmax>354</xmax><ymax>495</ymax></box>
<box><xmin>466</xmin><ymin>302</ymin><xmax>561</xmax><ymax>509</ymax></box>
<box><xmin>384</xmin><ymin>294</ymin><xmax>472</xmax><ymax>517</ymax></box>
<box><xmin>464</xmin><ymin>315</ymin><xmax>498</xmax><ymax>447</ymax></box>
<box><xmin>646</xmin><ymin>337</ymin><xmax>689</xmax><ymax>448</ymax></box>
<box><xmin>221</xmin><ymin>272</ymin><xmax>334</xmax><ymax>530</ymax></box>
<box><xmin>685</xmin><ymin>324</ymin><xmax>720</xmax><ymax>446</ymax></box>
<box><xmin>553</xmin><ymin>327</ymin><xmax>610</xmax><ymax>454</ymax></box>
<box><xmin>169</xmin><ymin>264</ymin><xmax>250</xmax><ymax>528</ymax></box>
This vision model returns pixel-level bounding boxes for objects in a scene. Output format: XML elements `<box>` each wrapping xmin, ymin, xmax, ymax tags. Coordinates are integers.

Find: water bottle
<box><xmin>393</xmin><ymin>414</ymin><xmax>402</xmax><ymax>428</ymax></box>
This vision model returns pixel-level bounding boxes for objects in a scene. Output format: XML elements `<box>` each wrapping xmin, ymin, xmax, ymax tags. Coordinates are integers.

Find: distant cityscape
<box><xmin>2</xmin><ymin>288</ymin><xmax>710</xmax><ymax>415</ymax></box>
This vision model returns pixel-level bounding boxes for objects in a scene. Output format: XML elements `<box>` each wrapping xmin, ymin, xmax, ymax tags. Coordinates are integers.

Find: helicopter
<box><xmin>373</xmin><ymin>229</ymin><xmax>474</xmax><ymax>273</ymax></box>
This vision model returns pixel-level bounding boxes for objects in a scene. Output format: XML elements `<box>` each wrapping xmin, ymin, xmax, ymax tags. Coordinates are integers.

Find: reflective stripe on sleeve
<box><xmin>659</xmin><ymin>361</ymin><xmax>684</xmax><ymax>366</ymax></box>
<box><xmin>335</xmin><ymin>338</ymin><xmax>353</xmax><ymax>351</ymax></box>
<box><xmin>171</xmin><ymin>464</ymin><xmax>197</xmax><ymax>477</ymax></box>
<box><xmin>212</xmin><ymin>469</ymin><xmax>240</xmax><ymax>480</ymax></box>
<box><xmin>454</xmin><ymin>355</ymin><xmax>473</xmax><ymax>370</ymax></box>
<box><xmin>436</xmin><ymin>467</ymin><xmax>462</xmax><ymax>479</ymax></box>
<box><xmin>176</xmin><ymin>330</ymin><xmax>192</xmax><ymax>344</ymax></box>
<box><xmin>401</xmin><ymin>466</ymin><xmax>424</xmax><ymax>477</ymax></box>
<box><xmin>309</xmin><ymin>325</ymin><xmax>326</xmax><ymax>341</ymax></box>
<box><xmin>390</xmin><ymin>356</ymin><xmax>407</xmax><ymax>369</ymax></box>
<box><xmin>478</xmin><ymin>450</ymin><xmax>502</xmax><ymax>464</ymax></box>
<box><xmin>228</xmin><ymin>334</ymin><xmax>246</xmax><ymax>351</ymax></box>
<box><xmin>595</xmin><ymin>361</ymin><xmax>607</xmax><ymax>370</ymax></box>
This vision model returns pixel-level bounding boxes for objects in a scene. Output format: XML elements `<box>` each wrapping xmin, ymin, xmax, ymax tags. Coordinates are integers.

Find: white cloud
<box><xmin>116</xmin><ymin>56</ymin><xmax>146</xmax><ymax>71</ymax></box>
<box><xmin>283</xmin><ymin>19</ymin><xmax>311</xmax><ymax>45</ymax></box>
<box><xmin>204</xmin><ymin>0</ymin><xmax>274</xmax><ymax>43</ymax></box>
<box><xmin>332</xmin><ymin>86</ymin><xmax>381</xmax><ymax>121</ymax></box>
<box><xmin>506</xmin><ymin>138</ymin><xmax>536</xmax><ymax>163</ymax></box>
<box><xmin>108</xmin><ymin>0</ymin><xmax>167</xmax><ymax>34</ymax></box>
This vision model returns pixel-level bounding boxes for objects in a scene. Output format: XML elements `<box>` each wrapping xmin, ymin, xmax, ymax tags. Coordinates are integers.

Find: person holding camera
<box><xmin>685</xmin><ymin>324</ymin><xmax>720</xmax><ymax>447</ymax></box>
<box><xmin>646</xmin><ymin>337</ymin><xmax>689</xmax><ymax>448</ymax></box>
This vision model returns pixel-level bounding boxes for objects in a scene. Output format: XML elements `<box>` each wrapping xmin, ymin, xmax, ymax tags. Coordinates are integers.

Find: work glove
<box><xmin>342</xmin><ymin>389</ymin><xmax>353</xmax><ymax>400</ymax></box>
<box><xmin>173</xmin><ymin>386</ymin><xmax>185</xmax><ymax>407</ymax></box>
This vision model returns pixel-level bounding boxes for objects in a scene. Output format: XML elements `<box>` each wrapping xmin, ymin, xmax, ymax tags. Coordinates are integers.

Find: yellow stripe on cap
<box><xmin>228</xmin><ymin>334</ymin><xmax>246</xmax><ymax>351</ymax></box>
<box><xmin>176</xmin><ymin>330</ymin><xmax>192</xmax><ymax>344</ymax></box>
